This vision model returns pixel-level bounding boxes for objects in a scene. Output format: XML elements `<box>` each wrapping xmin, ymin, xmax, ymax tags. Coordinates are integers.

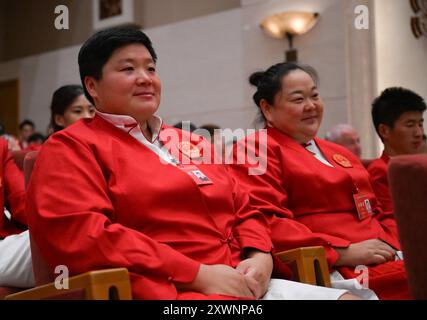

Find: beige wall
<box><xmin>0</xmin><ymin>0</ymin><xmax>375</xmax><ymax>154</ymax></box>
<box><xmin>343</xmin><ymin>0</ymin><xmax>378</xmax><ymax>157</ymax></box>
<box><xmin>372</xmin><ymin>0</ymin><xmax>427</xmax><ymax>155</ymax></box>
<box><xmin>1</xmin><ymin>0</ymin><xmax>93</xmax><ymax>61</ymax></box>
<box><xmin>0</xmin><ymin>0</ymin><xmax>362</xmax><ymax>134</ymax></box>
<box><xmin>138</xmin><ymin>0</ymin><xmax>358</xmax><ymax>136</ymax></box>
<box><xmin>0</xmin><ymin>0</ymin><xmax>240</xmax><ymax>62</ymax></box>
<box><xmin>135</xmin><ymin>0</ymin><xmax>240</xmax><ymax>29</ymax></box>
<box><xmin>373</xmin><ymin>0</ymin><xmax>427</xmax><ymax>98</ymax></box>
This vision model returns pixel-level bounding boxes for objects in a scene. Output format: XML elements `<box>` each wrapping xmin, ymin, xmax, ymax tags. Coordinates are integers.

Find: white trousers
<box><xmin>262</xmin><ymin>278</ymin><xmax>348</xmax><ymax>300</ymax></box>
<box><xmin>328</xmin><ymin>251</ymin><xmax>404</xmax><ymax>301</ymax></box>
<box><xmin>0</xmin><ymin>230</ymin><xmax>35</xmax><ymax>288</ymax></box>
<box><xmin>330</xmin><ymin>271</ymin><xmax>378</xmax><ymax>300</ymax></box>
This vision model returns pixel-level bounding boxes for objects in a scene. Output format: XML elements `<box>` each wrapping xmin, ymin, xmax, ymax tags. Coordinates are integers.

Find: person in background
<box><xmin>198</xmin><ymin>124</ymin><xmax>227</xmax><ymax>160</ymax></box>
<box><xmin>0</xmin><ymin>137</ymin><xmax>34</xmax><ymax>288</ymax></box>
<box><xmin>367</xmin><ymin>87</ymin><xmax>426</xmax><ymax>213</ymax></box>
<box><xmin>421</xmin><ymin>134</ymin><xmax>427</xmax><ymax>153</ymax></box>
<box><xmin>1</xmin><ymin>84</ymin><xmax>96</xmax><ymax>290</ymax></box>
<box><xmin>26</xmin><ymin>133</ymin><xmax>46</xmax><ymax>151</ymax></box>
<box><xmin>0</xmin><ymin>121</ymin><xmax>20</xmax><ymax>152</ymax></box>
<box><xmin>50</xmin><ymin>84</ymin><xmax>95</xmax><ymax>133</ymax></box>
<box><xmin>229</xmin><ymin>62</ymin><xmax>408</xmax><ymax>299</ymax></box>
<box><xmin>26</xmin><ymin>27</ymin><xmax>357</xmax><ymax>300</ymax></box>
<box><xmin>198</xmin><ymin>124</ymin><xmax>221</xmax><ymax>143</ymax></box>
<box><xmin>173</xmin><ymin>120</ymin><xmax>198</xmax><ymax>133</ymax></box>
<box><xmin>18</xmin><ymin>120</ymin><xmax>35</xmax><ymax>150</ymax></box>
<box><xmin>325</xmin><ymin>123</ymin><xmax>361</xmax><ymax>158</ymax></box>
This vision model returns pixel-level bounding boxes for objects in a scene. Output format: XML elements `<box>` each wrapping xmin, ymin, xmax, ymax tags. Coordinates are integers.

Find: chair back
<box><xmin>0</xmin><ymin>151</ymin><xmax>38</xmax><ymax>298</ymax></box>
<box><xmin>11</xmin><ymin>150</ymin><xmax>30</xmax><ymax>170</ymax></box>
<box><xmin>30</xmin><ymin>234</ymin><xmax>54</xmax><ymax>286</ymax></box>
<box><xmin>6</xmin><ymin>151</ymin><xmax>132</xmax><ymax>299</ymax></box>
<box><xmin>23</xmin><ymin>151</ymin><xmax>38</xmax><ymax>186</ymax></box>
<box><xmin>23</xmin><ymin>151</ymin><xmax>54</xmax><ymax>286</ymax></box>
<box><xmin>388</xmin><ymin>154</ymin><xmax>427</xmax><ymax>299</ymax></box>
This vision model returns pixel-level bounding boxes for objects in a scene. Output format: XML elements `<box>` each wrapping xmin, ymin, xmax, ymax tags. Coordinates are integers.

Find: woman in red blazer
<box><xmin>49</xmin><ymin>84</ymin><xmax>95</xmax><ymax>133</ymax></box>
<box><xmin>26</xmin><ymin>27</ymin><xmax>356</xmax><ymax>300</ymax></box>
<box><xmin>229</xmin><ymin>62</ymin><xmax>408</xmax><ymax>299</ymax></box>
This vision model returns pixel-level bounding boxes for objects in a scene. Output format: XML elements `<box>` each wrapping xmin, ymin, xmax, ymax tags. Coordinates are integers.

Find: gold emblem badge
<box><xmin>332</xmin><ymin>154</ymin><xmax>353</xmax><ymax>168</ymax></box>
<box><xmin>177</xmin><ymin>141</ymin><xmax>201</xmax><ymax>159</ymax></box>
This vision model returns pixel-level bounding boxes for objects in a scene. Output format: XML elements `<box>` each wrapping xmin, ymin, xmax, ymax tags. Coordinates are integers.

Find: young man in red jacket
<box><xmin>368</xmin><ymin>87</ymin><xmax>426</xmax><ymax>214</ymax></box>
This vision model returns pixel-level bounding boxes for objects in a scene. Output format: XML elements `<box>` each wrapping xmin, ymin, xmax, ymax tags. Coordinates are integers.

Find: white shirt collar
<box><xmin>95</xmin><ymin>109</ymin><xmax>163</xmax><ymax>143</ymax></box>
<box><xmin>304</xmin><ymin>139</ymin><xmax>334</xmax><ymax>167</ymax></box>
<box><xmin>95</xmin><ymin>109</ymin><xmax>179</xmax><ymax>165</ymax></box>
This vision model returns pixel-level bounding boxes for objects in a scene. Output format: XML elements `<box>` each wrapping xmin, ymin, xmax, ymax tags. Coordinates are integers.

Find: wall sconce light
<box><xmin>410</xmin><ymin>0</ymin><xmax>427</xmax><ymax>39</ymax></box>
<box><xmin>261</xmin><ymin>11</ymin><xmax>319</xmax><ymax>62</ymax></box>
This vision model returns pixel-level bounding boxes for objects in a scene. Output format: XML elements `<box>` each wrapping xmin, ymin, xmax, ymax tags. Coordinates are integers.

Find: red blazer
<box><xmin>0</xmin><ymin>138</ymin><xmax>26</xmax><ymax>239</ymax></box>
<box><xmin>229</xmin><ymin>127</ymin><xmax>399</xmax><ymax>266</ymax></box>
<box><xmin>367</xmin><ymin>152</ymin><xmax>393</xmax><ymax>213</ymax></box>
<box><xmin>26</xmin><ymin>115</ymin><xmax>276</xmax><ymax>300</ymax></box>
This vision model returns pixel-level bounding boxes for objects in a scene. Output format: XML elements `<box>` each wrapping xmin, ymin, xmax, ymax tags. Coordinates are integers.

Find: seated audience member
<box><xmin>18</xmin><ymin>120</ymin><xmax>35</xmax><ymax>150</ymax></box>
<box><xmin>325</xmin><ymin>123</ymin><xmax>361</xmax><ymax>158</ymax></box>
<box><xmin>0</xmin><ymin>138</ymin><xmax>34</xmax><ymax>288</ymax></box>
<box><xmin>26</xmin><ymin>133</ymin><xmax>46</xmax><ymax>151</ymax></box>
<box><xmin>229</xmin><ymin>62</ymin><xmax>408</xmax><ymax>299</ymax></box>
<box><xmin>46</xmin><ymin>124</ymin><xmax>54</xmax><ymax>137</ymax></box>
<box><xmin>198</xmin><ymin>124</ymin><xmax>227</xmax><ymax>160</ymax></box>
<box><xmin>198</xmin><ymin>124</ymin><xmax>221</xmax><ymax>143</ymax></box>
<box><xmin>367</xmin><ymin>87</ymin><xmax>426</xmax><ymax>213</ymax></box>
<box><xmin>0</xmin><ymin>122</ymin><xmax>20</xmax><ymax>152</ymax></box>
<box><xmin>1</xmin><ymin>85</ymin><xmax>96</xmax><ymax>289</ymax></box>
<box><xmin>421</xmin><ymin>134</ymin><xmax>427</xmax><ymax>153</ymax></box>
<box><xmin>26</xmin><ymin>27</ymin><xmax>357</xmax><ymax>300</ymax></box>
<box><xmin>50</xmin><ymin>84</ymin><xmax>95</xmax><ymax>133</ymax></box>
<box><xmin>173</xmin><ymin>120</ymin><xmax>198</xmax><ymax>133</ymax></box>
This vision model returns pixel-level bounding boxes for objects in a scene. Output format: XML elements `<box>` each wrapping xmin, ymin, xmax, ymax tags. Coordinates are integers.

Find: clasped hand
<box><xmin>335</xmin><ymin>239</ymin><xmax>396</xmax><ymax>267</ymax></box>
<box><xmin>176</xmin><ymin>250</ymin><xmax>273</xmax><ymax>299</ymax></box>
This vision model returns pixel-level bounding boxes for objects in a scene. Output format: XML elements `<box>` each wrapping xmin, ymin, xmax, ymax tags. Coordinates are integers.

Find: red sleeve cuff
<box><xmin>165</xmin><ymin>254</ymin><xmax>201</xmax><ymax>284</ymax></box>
<box><xmin>325</xmin><ymin>240</ymin><xmax>351</xmax><ymax>266</ymax></box>
<box><xmin>325</xmin><ymin>246</ymin><xmax>341</xmax><ymax>267</ymax></box>
<box><xmin>236</xmin><ymin>232</ymin><xmax>273</xmax><ymax>254</ymax></box>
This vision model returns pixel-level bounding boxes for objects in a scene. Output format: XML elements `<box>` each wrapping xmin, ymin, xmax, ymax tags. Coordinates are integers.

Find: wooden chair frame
<box><xmin>6</xmin><ymin>246</ymin><xmax>330</xmax><ymax>300</ymax></box>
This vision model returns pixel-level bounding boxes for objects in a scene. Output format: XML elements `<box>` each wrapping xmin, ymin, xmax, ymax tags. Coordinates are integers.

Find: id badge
<box><xmin>353</xmin><ymin>193</ymin><xmax>373</xmax><ymax>220</ymax></box>
<box><xmin>178</xmin><ymin>164</ymin><xmax>213</xmax><ymax>186</ymax></box>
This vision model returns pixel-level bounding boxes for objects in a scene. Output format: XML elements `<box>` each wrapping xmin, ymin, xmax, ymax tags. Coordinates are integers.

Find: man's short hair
<box><xmin>173</xmin><ymin>121</ymin><xmax>198</xmax><ymax>132</ymax></box>
<box><xmin>78</xmin><ymin>26</ymin><xmax>157</xmax><ymax>105</ymax></box>
<box><xmin>371</xmin><ymin>87</ymin><xmax>426</xmax><ymax>139</ymax></box>
<box><xmin>199</xmin><ymin>124</ymin><xmax>221</xmax><ymax>137</ymax></box>
<box><xmin>19</xmin><ymin>119</ymin><xmax>35</xmax><ymax>130</ymax></box>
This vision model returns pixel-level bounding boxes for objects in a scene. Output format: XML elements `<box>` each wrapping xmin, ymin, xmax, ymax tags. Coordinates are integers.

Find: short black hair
<box><xmin>199</xmin><ymin>124</ymin><xmax>221</xmax><ymax>137</ymax></box>
<box><xmin>28</xmin><ymin>132</ymin><xmax>46</xmax><ymax>144</ymax></box>
<box><xmin>249</xmin><ymin>62</ymin><xmax>318</xmax><ymax>124</ymax></box>
<box><xmin>371</xmin><ymin>87</ymin><xmax>427</xmax><ymax>140</ymax></box>
<box><xmin>19</xmin><ymin>119</ymin><xmax>35</xmax><ymax>130</ymax></box>
<box><xmin>173</xmin><ymin>121</ymin><xmax>198</xmax><ymax>132</ymax></box>
<box><xmin>50</xmin><ymin>85</ymin><xmax>84</xmax><ymax>132</ymax></box>
<box><xmin>78</xmin><ymin>26</ymin><xmax>157</xmax><ymax>105</ymax></box>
